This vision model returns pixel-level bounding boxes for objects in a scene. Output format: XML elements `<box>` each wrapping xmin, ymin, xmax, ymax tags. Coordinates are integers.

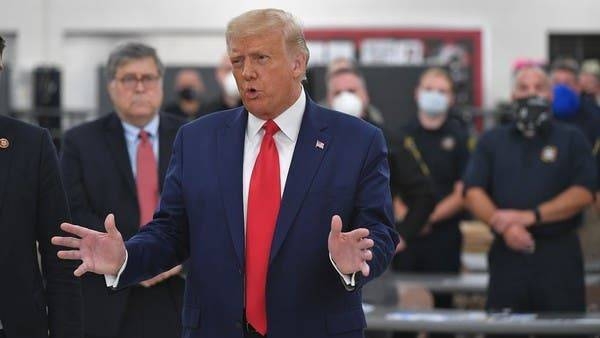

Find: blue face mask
<box><xmin>552</xmin><ymin>84</ymin><xmax>580</xmax><ymax>119</ymax></box>
<box><xmin>417</xmin><ymin>90</ymin><xmax>449</xmax><ymax>116</ymax></box>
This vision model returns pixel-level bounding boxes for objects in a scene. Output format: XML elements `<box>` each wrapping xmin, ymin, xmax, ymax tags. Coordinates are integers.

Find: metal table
<box><xmin>365</xmin><ymin>306</ymin><xmax>600</xmax><ymax>335</ymax></box>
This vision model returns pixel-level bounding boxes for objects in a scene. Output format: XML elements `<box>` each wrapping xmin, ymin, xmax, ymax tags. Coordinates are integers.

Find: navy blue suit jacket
<box><xmin>0</xmin><ymin>116</ymin><xmax>82</xmax><ymax>338</ymax></box>
<box><xmin>119</xmin><ymin>98</ymin><xmax>399</xmax><ymax>338</ymax></box>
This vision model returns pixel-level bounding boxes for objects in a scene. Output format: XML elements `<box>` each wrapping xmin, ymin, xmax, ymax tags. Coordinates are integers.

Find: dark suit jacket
<box><xmin>60</xmin><ymin>112</ymin><xmax>185</xmax><ymax>336</ymax></box>
<box><xmin>119</xmin><ymin>98</ymin><xmax>399</xmax><ymax>338</ymax></box>
<box><xmin>0</xmin><ymin>116</ymin><xmax>82</xmax><ymax>338</ymax></box>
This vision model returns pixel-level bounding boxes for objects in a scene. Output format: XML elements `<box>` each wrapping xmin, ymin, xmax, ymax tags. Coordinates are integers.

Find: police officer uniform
<box><xmin>463</xmin><ymin>120</ymin><xmax>596</xmax><ymax>315</ymax></box>
<box><xmin>554</xmin><ymin>103</ymin><xmax>600</xmax><ymax>194</ymax></box>
<box><xmin>391</xmin><ymin>118</ymin><xmax>469</xmax><ymax>309</ymax></box>
<box><xmin>385</xmin><ymin>128</ymin><xmax>436</xmax><ymax>243</ymax></box>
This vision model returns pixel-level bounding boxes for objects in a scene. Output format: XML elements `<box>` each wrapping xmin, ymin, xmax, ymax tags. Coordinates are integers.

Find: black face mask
<box><xmin>513</xmin><ymin>96</ymin><xmax>551</xmax><ymax>135</ymax></box>
<box><xmin>178</xmin><ymin>87</ymin><xmax>200</xmax><ymax>101</ymax></box>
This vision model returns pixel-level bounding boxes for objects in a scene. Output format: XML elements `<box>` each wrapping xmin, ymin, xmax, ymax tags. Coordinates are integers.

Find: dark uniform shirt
<box><xmin>164</xmin><ymin>101</ymin><xmax>203</xmax><ymax>120</ymax></box>
<box><xmin>401</xmin><ymin>118</ymin><xmax>470</xmax><ymax>228</ymax></box>
<box><xmin>382</xmin><ymin>124</ymin><xmax>436</xmax><ymax>242</ymax></box>
<box><xmin>554</xmin><ymin>101</ymin><xmax>600</xmax><ymax>191</ymax></box>
<box><xmin>463</xmin><ymin>121</ymin><xmax>596</xmax><ymax>237</ymax></box>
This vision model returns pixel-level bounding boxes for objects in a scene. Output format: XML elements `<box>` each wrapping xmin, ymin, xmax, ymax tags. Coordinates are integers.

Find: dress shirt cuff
<box><xmin>104</xmin><ymin>250</ymin><xmax>128</xmax><ymax>288</ymax></box>
<box><xmin>329</xmin><ymin>252</ymin><xmax>356</xmax><ymax>290</ymax></box>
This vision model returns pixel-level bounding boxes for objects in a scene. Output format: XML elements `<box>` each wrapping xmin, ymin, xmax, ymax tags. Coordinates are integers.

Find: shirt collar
<box><xmin>121</xmin><ymin>114</ymin><xmax>160</xmax><ymax>141</ymax></box>
<box><xmin>246</xmin><ymin>87</ymin><xmax>306</xmax><ymax>142</ymax></box>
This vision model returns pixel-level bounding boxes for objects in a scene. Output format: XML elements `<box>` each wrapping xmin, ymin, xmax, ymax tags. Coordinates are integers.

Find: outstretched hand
<box><xmin>328</xmin><ymin>215</ymin><xmax>374</xmax><ymax>277</ymax></box>
<box><xmin>51</xmin><ymin>214</ymin><xmax>127</xmax><ymax>277</ymax></box>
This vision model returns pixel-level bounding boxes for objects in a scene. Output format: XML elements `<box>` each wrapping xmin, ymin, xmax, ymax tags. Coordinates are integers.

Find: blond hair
<box><xmin>226</xmin><ymin>9</ymin><xmax>310</xmax><ymax>76</ymax></box>
<box><xmin>419</xmin><ymin>67</ymin><xmax>454</xmax><ymax>90</ymax></box>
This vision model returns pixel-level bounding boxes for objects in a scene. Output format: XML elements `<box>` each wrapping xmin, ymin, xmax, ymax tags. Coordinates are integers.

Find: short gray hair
<box><xmin>326</xmin><ymin>68</ymin><xmax>367</xmax><ymax>93</ymax></box>
<box><xmin>226</xmin><ymin>9</ymin><xmax>310</xmax><ymax>72</ymax></box>
<box><xmin>105</xmin><ymin>42</ymin><xmax>164</xmax><ymax>80</ymax></box>
<box><xmin>512</xmin><ymin>65</ymin><xmax>550</xmax><ymax>90</ymax></box>
<box><xmin>550</xmin><ymin>57</ymin><xmax>579</xmax><ymax>76</ymax></box>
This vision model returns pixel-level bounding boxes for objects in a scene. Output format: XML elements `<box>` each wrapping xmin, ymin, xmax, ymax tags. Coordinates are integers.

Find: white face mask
<box><xmin>417</xmin><ymin>90</ymin><xmax>449</xmax><ymax>116</ymax></box>
<box><xmin>223</xmin><ymin>71</ymin><xmax>240</xmax><ymax>100</ymax></box>
<box><xmin>332</xmin><ymin>91</ymin><xmax>363</xmax><ymax>118</ymax></box>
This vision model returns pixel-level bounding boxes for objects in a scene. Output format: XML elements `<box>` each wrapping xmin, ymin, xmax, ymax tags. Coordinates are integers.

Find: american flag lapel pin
<box><xmin>315</xmin><ymin>140</ymin><xmax>325</xmax><ymax>150</ymax></box>
<box><xmin>0</xmin><ymin>138</ymin><xmax>9</xmax><ymax>149</ymax></box>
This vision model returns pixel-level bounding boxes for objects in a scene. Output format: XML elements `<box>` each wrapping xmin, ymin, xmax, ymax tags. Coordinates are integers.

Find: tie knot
<box><xmin>139</xmin><ymin>130</ymin><xmax>150</xmax><ymax>141</ymax></box>
<box><xmin>263</xmin><ymin>120</ymin><xmax>280</xmax><ymax>137</ymax></box>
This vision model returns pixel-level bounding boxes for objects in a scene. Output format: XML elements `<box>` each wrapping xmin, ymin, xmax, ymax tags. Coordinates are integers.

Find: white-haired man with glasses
<box><xmin>59</xmin><ymin>42</ymin><xmax>185</xmax><ymax>338</ymax></box>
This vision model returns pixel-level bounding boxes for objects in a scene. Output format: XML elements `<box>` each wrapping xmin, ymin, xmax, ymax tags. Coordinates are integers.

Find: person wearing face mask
<box><xmin>463</xmin><ymin>66</ymin><xmax>595</xmax><ymax>338</ymax></box>
<box><xmin>326</xmin><ymin>67</ymin><xmax>385</xmax><ymax>126</ymax></box>
<box><xmin>551</xmin><ymin>58</ymin><xmax>600</xmax><ymax>121</ymax></box>
<box><xmin>390</xmin><ymin>68</ymin><xmax>469</xmax><ymax>338</ymax></box>
<box><xmin>551</xmin><ymin>58</ymin><xmax>600</xmax><ymax>203</ymax></box>
<box><xmin>164</xmin><ymin>68</ymin><xmax>206</xmax><ymax>120</ymax></box>
<box><xmin>326</xmin><ymin>66</ymin><xmax>436</xmax><ymax>254</ymax></box>
<box><xmin>203</xmin><ymin>54</ymin><xmax>243</xmax><ymax>114</ymax></box>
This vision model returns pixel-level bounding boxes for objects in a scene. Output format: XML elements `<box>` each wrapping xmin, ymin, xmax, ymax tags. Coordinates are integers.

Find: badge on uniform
<box><xmin>540</xmin><ymin>145</ymin><xmax>558</xmax><ymax>163</ymax></box>
<box><xmin>441</xmin><ymin>136</ymin><xmax>455</xmax><ymax>151</ymax></box>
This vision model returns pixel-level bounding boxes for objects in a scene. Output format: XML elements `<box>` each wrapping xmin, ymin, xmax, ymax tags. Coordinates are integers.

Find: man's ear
<box><xmin>292</xmin><ymin>52</ymin><xmax>307</xmax><ymax>79</ymax></box>
<box><xmin>107</xmin><ymin>80</ymin><xmax>117</xmax><ymax>101</ymax></box>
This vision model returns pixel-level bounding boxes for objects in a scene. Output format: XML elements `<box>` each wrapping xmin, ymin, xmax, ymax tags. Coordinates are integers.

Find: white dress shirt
<box><xmin>242</xmin><ymin>88</ymin><xmax>305</xmax><ymax>227</ymax></box>
<box><xmin>106</xmin><ymin>87</ymin><xmax>355</xmax><ymax>288</ymax></box>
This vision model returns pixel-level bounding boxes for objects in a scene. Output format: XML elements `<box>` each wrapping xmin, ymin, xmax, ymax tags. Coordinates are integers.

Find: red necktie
<box><xmin>136</xmin><ymin>130</ymin><xmax>159</xmax><ymax>227</ymax></box>
<box><xmin>246</xmin><ymin>120</ymin><xmax>281</xmax><ymax>335</ymax></box>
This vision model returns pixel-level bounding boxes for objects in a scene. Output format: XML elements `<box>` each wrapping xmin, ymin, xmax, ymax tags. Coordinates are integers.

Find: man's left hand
<box><xmin>328</xmin><ymin>215</ymin><xmax>374</xmax><ymax>277</ymax></box>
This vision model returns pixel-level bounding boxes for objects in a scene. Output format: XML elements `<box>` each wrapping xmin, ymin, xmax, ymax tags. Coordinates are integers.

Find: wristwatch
<box><xmin>533</xmin><ymin>207</ymin><xmax>542</xmax><ymax>224</ymax></box>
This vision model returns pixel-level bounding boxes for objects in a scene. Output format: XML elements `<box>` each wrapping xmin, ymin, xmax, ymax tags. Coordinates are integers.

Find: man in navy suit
<box><xmin>60</xmin><ymin>42</ymin><xmax>185</xmax><ymax>338</ymax></box>
<box><xmin>53</xmin><ymin>9</ymin><xmax>399</xmax><ymax>338</ymax></box>
<box><xmin>0</xmin><ymin>35</ymin><xmax>82</xmax><ymax>338</ymax></box>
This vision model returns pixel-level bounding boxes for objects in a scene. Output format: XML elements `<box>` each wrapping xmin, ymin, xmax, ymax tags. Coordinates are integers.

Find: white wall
<box><xmin>1</xmin><ymin>0</ymin><xmax>600</xmax><ymax>112</ymax></box>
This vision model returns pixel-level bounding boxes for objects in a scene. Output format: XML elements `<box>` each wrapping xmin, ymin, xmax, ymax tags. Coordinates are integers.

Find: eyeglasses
<box><xmin>115</xmin><ymin>74</ymin><xmax>161</xmax><ymax>90</ymax></box>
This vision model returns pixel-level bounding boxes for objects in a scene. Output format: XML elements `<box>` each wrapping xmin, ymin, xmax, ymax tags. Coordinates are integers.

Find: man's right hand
<box><xmin>51</xmin><ymin>213</ymin><xmax>127</xmax><ymax>277</ymax></box>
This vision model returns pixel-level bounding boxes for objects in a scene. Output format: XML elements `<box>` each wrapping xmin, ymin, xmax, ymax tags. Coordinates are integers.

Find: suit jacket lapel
<box><xmin>103</xmin><ymin>113</ymin><xmax>137</xmax><ymax>197</ymax></box>
<box><xmin>0</xmin><ymin>119</ymin><xmax>14</xmax><ymax>215</ymax></box>
<box><xmin>270</xmin><ymin>99</ymin><xmax>330</xmax><ymax>264</ymax></box>
<box><xmin>218</xmin><ymin>108</ymin><xmax>247</xmax><ymax>268</ymax></box>
<box><xmin>158</xmin><ymin>114</ymin><xmax>180</xmax><ymax>191</ymax></box>
<box><xmin>0</xmin><ymin>120</ymin><xmax>16</xmax><ymax>263</ymax></box>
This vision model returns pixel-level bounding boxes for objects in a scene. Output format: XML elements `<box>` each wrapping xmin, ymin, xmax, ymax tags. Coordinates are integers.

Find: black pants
<box><xmin>392</xmin><ymin>224</ymin><xmax>462</xmax><ymax>338</ymax></box>
<box><xmin>0</xmin><ymin>329</ymin><xmax>5</xmax><ymax>338</ymax></box>
<box><xmin>487</xmin><ymin>233</ymin><xmax>585</xmax><ymax>313</ymax></box>
<box><xmin>486</xmin><ymin>232</ymin><xmax>586</xmax><ymax>338</ymax></box>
